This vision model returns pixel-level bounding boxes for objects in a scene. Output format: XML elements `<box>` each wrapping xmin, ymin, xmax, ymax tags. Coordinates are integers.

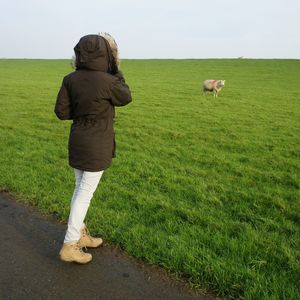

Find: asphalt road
<box><xmin>0</xmin><ymin>192</ymin><xmax>214</xmax><ymax>300</ymax></box>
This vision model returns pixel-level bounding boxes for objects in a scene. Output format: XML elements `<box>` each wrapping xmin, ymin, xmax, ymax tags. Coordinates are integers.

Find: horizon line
<box><xmin>1</xmin><ymin>57</ymin><xmax>300</xmax><ymax>60</ymax></box>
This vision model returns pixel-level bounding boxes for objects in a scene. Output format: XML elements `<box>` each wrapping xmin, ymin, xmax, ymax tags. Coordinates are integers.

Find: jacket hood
<box><xmin>74</xmin><ymin>34</ymin><xmax>117</xmax><ymax>73</ymax></box>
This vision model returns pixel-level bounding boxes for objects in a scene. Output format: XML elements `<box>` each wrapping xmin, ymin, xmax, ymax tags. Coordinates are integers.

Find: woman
<box><xmin>54</xmin><ymin>33</ymin><xmax>132</xmax><ymax>264</ymax></box>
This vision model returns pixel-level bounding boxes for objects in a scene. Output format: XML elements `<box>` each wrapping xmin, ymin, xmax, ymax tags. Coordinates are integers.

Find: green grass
<box><xmin>0</xmin><ymin>58</ymin><xmax>299</xmax><ymax>299</ymax></box>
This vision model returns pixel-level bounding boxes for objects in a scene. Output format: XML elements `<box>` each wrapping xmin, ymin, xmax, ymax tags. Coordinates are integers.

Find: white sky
<box><xmin>1</xmin><ymin>0</ymin><xmax>300</xmax><ymax>59</ymax></box>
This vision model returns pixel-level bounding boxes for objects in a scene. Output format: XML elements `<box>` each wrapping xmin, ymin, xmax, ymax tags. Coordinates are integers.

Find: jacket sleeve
<box><xmin>109</xmin><ymin>71</ymin><xmax>132</xmax><ymax>107</ymax></box>
<box><xmin>54</xmin><ymin>78</ymin><xmax>72</xmax><ymax>120</ymax></box>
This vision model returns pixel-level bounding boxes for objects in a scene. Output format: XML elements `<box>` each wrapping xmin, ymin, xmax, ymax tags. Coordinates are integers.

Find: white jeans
<box><xmin>64</xmin><ymin>168</ymin><xmax>104</xmax><ymax>244</ymax></box>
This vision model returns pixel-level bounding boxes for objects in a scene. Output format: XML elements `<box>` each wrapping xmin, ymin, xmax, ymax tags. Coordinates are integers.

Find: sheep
<box><xmin>203</xmin><ymin>80</ymin><xmax>225</xmax><ymax>97</ymax></box>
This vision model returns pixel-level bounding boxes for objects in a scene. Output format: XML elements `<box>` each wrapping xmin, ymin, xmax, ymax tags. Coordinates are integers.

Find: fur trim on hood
<box><xmin>71</xmin><ymin>33</ymin><xmax>120</xmax><ymax>71</ymax></box>
<box><xmin>99</xmin><ymin>32</ymin><xmax>120</xmax><ymax>68</ymax></box>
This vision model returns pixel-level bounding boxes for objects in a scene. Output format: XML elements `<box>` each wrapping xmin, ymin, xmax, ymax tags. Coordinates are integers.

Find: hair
<box><xmin>71</xmin><ymin>32</ymin><xmax>120</xmax><ymax>69</ymax></box>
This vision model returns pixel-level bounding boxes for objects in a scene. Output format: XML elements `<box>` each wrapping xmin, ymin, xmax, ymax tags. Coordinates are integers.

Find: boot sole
<box><xmin>59</xmin><ymin>255</ymin><xmax>92</xmax><ymax>264</ymax></box>
<box><xmin>85</xmin><ymin>242</ymin><xmax>103</xmax><ymax>248</ymax></box>
<box><xmin>80</xmin><ymin>239</ymin><xmax>104</xmax><ymax>248</ymax></box>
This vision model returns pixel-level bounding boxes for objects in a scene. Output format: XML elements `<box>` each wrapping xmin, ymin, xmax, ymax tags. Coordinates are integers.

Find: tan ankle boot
<box><xmin>59</xmin><ymin>241</ymin><xmax>92</xmax><ymax>264</ymax></box>
<box><xmin>79</xmin><ymin>226</ymin><xmax>103</xmax><ymax>248</ymax></box>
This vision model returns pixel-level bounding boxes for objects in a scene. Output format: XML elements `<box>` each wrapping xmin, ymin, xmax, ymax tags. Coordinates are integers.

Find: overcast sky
<box><xmin>1</xmin><ymin>0</ymin><xmax>300</xmax><ymax>59</ymax></box>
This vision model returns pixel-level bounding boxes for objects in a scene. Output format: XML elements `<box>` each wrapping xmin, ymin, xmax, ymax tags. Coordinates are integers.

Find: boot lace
<box><xmin>82</xmin><ymin>226</ymin><xmax>93</xmax><ymax>241</ymax></box>
<box><xmin>75</xmin><ymin>241</ymin><xmax>87</xmax><ymax>253</ymax></box>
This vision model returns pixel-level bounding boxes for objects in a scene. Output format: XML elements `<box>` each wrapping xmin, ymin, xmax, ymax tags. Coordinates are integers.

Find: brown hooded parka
<box><xmin>54</xmin><ymin>34</ymin><xmax>132</xmax><ymax>171</ymax></box>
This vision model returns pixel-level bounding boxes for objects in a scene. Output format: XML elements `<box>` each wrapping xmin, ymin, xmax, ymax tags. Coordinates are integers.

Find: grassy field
<box><xmin>0</xmin><ymin>58</ymin><xmax>299</xmax><ymax>299</ymax></box>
